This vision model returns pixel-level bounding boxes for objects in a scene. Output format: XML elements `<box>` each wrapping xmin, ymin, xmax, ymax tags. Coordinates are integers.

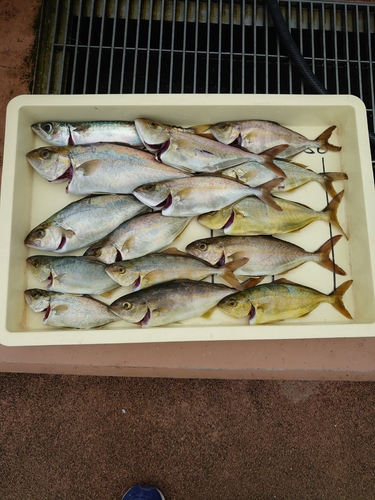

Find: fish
<box><xmin>26</xmin><ymin>255</ymin><xmax>119</xmax><ymax>295</ymax></box>
<box><xmin>194</xmin><ymin>120</ymin><xmax>341</xmax><ymax>158</ymax></box>
<box><xmin>83</xmin><ymin>212</ymin><xmax>191</xmax><ymax>264</ymax></box>
<box><xmin>104</xmin><ymin>248</ymin><xmax>248</xmax><ymax>290</ymax></box>
<box><xmin>134</xmin><ymin>118</ymin><xmax>288</xmax><ymax>176</ymax></box>
<box><xmin>26</xmin><ymin>143</ymin><xmax>192</xmax><ymax>192</ymax></box>
<box><xmin>198</xmin><ymin>191</ymin><xmax>347</xmax><ymax>238</ymax></box>
<box><xmin>186</xmin><ymin>234</ymin><xmax>346</xmax><ymax>277</ymax></box>
<box><xmin>31</xmin><ymin>120</ymin><xmax>144</xmax><ymax>147</ymax></box>
<box><xmin>133</xmin><ymin>175</ymin><xmax>283</xmax><ymax>216</ymax></box>
<box><xmin>24</xmin><ymin>194</ymin><xmax>150</xmax><ymax>253</ymax></box>
<box><xmin>24</xmin><ymin>289</ymin><xmax>120</xmax><ymax>329</ymax></box>
<box><xmin>218</xmin><ymin>278</ymin><xmax>353</xmax><ymax>324</ymax></box>
<box><xmin>109</xmin><ymin>279</ymin><xmax>238</xmax><ymax>327</ymax></box>
<box><xmin>222</xmin><ymin>158</ymin><xmax>348</xmax><ymax>198</ymax></box>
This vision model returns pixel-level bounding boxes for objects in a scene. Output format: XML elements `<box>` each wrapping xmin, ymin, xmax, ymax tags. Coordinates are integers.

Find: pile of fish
<box><xmin>24</xmin><ymin>117</ymin><xmax>352</xmax><ymax>329</ymax></box>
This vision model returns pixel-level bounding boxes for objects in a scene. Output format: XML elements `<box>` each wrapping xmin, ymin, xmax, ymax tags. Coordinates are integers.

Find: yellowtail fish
<box><xmin>26</xmin><ymin>255</ymin><xmax>119</xmax><ymax>295</ymax></box>
<box><xmin>218</xmin><ymin>278</ymin><xmax>353</xmax><ymax>324</ymax></box>
<box><xmin>222</xmin><ymin>158</ymin><xmax>348</xmax><ymax>198</ymax></box>
<box><xmin>134</xmin><ymin>118</ymin><xmax>288</xmax><ymax>176</ymax></box>
<box><xmin>26</xmin><ymin>143</ymin><xmax>191</xmax><ymax>193</ymax></box>
<box><xmin>105</xmin><ymin>248</ymin><xmax>247</xmax><ymax>290</ymax></box>
<box><xmin>24</xmin><ymin>194</ymin><xmax>150</xmax><ymax>253</ymax></box>
<box><xmin>133</xmin><ymin>175</ymin><xmax>283</xmax><ymax>216</ymax></box>
<box><xmin>109</xmin><ymin>279</ymin><xmax>238</xmax><ymax>327</ymax></box>
<box><xmin>24</xmin><ymin>289</ymin><xmax>120</xmax><ymax>329</ymax></box>
<box><xmin>194</xmin><ymin>120</ymin><xmax>341</xmax><ymax>158</ymax></box>
<box><xmin>198</xmin><ymin>191</ymin><xmax>347</xmax><ymax>237</ymax></box>
<box><xmin>186</xmin><ymin>234</ymin><xmax>346</xmax><ymax>277</ymax></box>
<box><xmin>83</xmin><ymin>212</ymin><xmax>191</xmax><ymax>264</ymax></box>
<box><xmin>31</xmin><ymin>121</ymin><xmax>144</xmax><ymax>147</ymax></box>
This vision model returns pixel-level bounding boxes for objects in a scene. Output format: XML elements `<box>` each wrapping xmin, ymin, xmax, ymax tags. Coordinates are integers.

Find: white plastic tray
<box><xmin>1</xmin><ymin>94</ymin><xmax>374</xmax><ymax>346</ymax></box>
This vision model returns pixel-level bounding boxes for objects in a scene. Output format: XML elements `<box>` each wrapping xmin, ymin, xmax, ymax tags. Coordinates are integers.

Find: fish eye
<box><xmin>219</xmin><ymin>124</ymin><xmax>229</xmax><ymax>131</ymax></box>
<box><xmin>90</xmin><ymin>249</ymin><xmax>102</xmax><ymax>258</ymax></box>
<box><xmin>117</xmin><ymin>266</ymin><xmax>125</xmax><ymax>274</ymax></box>
<box><xmin>41</xmin><ymin>150</ymin><xmax>51</xmax><ymax>159</ymax></box>
<box><xmin>121</xmin><ymin>301</ymin><xmax>132</xmax><ymax>310</ymax></box>
<box><xmin>143</xmin><ymin>184</ymin><xmax>155</xmax><ymax>191</ymax></box>
<box><xmin>42</xmin><ymin>123</ymin><xmax>53</xmax><ymax>134</ymax></box>
<box><xmin>30</xmin><ymin>290</ymin><xmax>41</xmax><ymax>299</ymax></box>
<box><xmin>35</xmin><ymin>229</ymin><xmax>45</xmax><ymax>239</ymax></box>
<box><xmin>227</xmin><ymin>299</ymin><xmax>237</xmax><ymax>308</ymax></box>
<box><xmin>32</xmin><ymin>261</ymin><xmax>39</xmax><ymax>268</ymax></box>
<box><xmin>149</xmin><ymin>122</ymin><xmax>157</xmax><ymax>128</ymax></box>
<box><xmin>198</xmin><ymin>243</ymin><xmax>207</xmax><ymax>251</ymax></box>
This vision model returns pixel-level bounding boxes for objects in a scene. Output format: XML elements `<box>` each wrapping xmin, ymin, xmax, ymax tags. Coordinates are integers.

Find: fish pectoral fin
<box><xmin>121</xmin><ymin>236</ymin><xmax>136</xmax><ymax>254</ymax></box>
<box><xmin>63</xmin><ymin>229</ymin><xmax>75</xmax><ymax>238</ymax></box>
<box><xmin>53</xmin><ymin>273</ymin><xmax>66</xmax><ymax>284</ymax></box>
<box><xmin>162</xmin><ymin>247</ymin><xmax>189</xmax><ymax>256</ymax></box>
<box><xmin>75</xmin><ymin>159</ymin><xmax>103</xmax><ymax>176</ymax></box>
<box><xmin>51</xmin><ymin>305</ymin><xmax>69</xmax><ymax>315</ymax></box>
<box><xmin>174</xmin><ymin>187</ymin><xmax>193</xmax><ymax>202</ymax></box>
<box><xmin>228</xmin><ymin>251</ymin><xmax>249</xmax><ymax>262</ymax></box>
<box><xmin>100</xmin><ymin>287</ymin><xmax>120</xmax><ymax>298</ymax></box>
<box><xmin>201</xmin><ymin>306</ymin><xmax>217</xmax><ymax>319</ymax></box>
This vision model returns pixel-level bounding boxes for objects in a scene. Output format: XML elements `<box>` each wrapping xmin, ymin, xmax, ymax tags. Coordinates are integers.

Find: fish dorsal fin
<box><xmin>273</xmin><ymin>278</ymin><xmax>296</xmax><ymax>285</ymax></box>
<box><xmin>161</xmin><ymin>247</ymin><xmax>188</xmax><ymax>256</ymax></box>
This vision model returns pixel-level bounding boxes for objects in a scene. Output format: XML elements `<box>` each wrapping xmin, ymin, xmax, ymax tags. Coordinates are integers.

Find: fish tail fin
<box><xmin>240</xmin><ymin>276</ymin><xmax>264</xmax><ymax>290</ymax></box>
<box><xmin>315</xmin><ymin>126</ymin><xmax>342</xmax><ymax>152</ymax></box>
<box><xmin>259</xmin><ymin>144</ymin><xmax>289</xmax><ymax>178</ymax></box>
<box><xmin>320</xmin><ymin>172</ymin><xmax>349</xmax><ymax>198</ymax></box>
<box><xmin>255</xmin><ymin>179</ymin><xmax>283</xmax><ymax>211</ymax></box>
<box><xmin>316</xmin><ymin>235</ymin><xmax>346</xmax><ymax>276</ymax></box>
<box><xmin>323</xmin><ymin>190</ymin><xmax>348</xmax><ymax>239</ymax></box>
<box><xmin>329</xmin><ymin>280</ymin><xmax>353</xmax><ymax>319</ymax></box>
<box><xmin>221</xmin><ymin>258</ymin><xmax>249</xmax><ymax>290</ymax></box>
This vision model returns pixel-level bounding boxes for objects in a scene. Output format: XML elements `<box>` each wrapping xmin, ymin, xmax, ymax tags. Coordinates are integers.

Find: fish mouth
<box><xmin>248</xmin><ymin>304</ymin><xmax>256</xmax><ymax>324</ymax></box>
<box><xmin>139</xmin><ymin>307</ymin><xmax>151</xmax><ymax>327</ymax></box>
<box><xmin>221</xmin><ymin>211</ymin><xmax>235</xmax><ymax>231</ymax></box>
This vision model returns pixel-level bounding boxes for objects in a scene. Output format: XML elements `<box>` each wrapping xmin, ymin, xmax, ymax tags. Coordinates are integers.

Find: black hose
<box><xmin>265</xmin><ymin>0</ymin><xmax>375</xmax><ymax>148</ymax></box>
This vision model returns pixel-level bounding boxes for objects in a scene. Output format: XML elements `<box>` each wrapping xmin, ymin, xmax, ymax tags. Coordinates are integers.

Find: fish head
<box><xmin>26</xmin><ymin>146</ymin><xmax>71</xmax><ymax>181</ymax></box>
<box><xmin>198</xmin><ymin>205</ymin><xmax>235</xmax><ymax>230</ymax></box>
<box><xmin>24</xmin><ymin>288</ymin><xmax>52</xmax><ymax>313</ymax></box>
<box><xmin>134</xmin><ymin>118</ymin><xmax>170</xmax><ymax>152</ymax></box>
<box><xmin>26</xmin><ymin>256</ymin><xmax>53</xmax><ymax>282</ymax></box>
<box><xmin>186</xmin><ymin>238</ymin><xmax>225</xmax><ymax>266</ymax></box>
<box><xmin>110</xmin><ymin>294</ymin><xmax>150</xmax><ymax>325</ymax></box>
<box><xmin>133</xmin><ymin>182</ymin><xmax>171</xmax><ymax>209</ymax></box>
<box><xmin>31</xmin><ymin>122</ymin><xmax>71</xmax><ymax>146</ymax></box>
<box><xmin>105</xmin><ymin>262</ymin><xmax>140</xmax><ymax>287</ymax></box>
<box><xmin>210</xmin><ymin>122</ymin><xmax>241</xmax><ymax>145</ymax></box>
<box><xmin>83</xmin><ymin>242</ymin><xmax>119</xmax><ymax>264</ymax></box>
<box><xmin>24</xmin><ymin>224</ymin><xmax>70</xmax><ymax>252</ymax></box>
<box><xmin>218</xmin><ymin>293</ymin><xmax>254</xmax><ymax>320</ymax></box>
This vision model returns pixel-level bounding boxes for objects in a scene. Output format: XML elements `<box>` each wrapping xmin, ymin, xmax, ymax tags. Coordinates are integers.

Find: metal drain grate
<box><xmin>33</xmin><ymin>0</ymin><xmax>375</xmax><ymax>160</ymax></box>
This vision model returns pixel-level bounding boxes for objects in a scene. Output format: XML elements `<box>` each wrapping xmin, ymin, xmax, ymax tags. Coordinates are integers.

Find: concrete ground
<box><xmin>1</xmin><ymin>2</ymin><xmax>375</xmax><ymax>499</ymax></box>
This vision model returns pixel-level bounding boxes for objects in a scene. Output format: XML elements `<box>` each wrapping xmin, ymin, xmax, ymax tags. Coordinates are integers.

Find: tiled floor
<box><xmin>1</xmin><ymin>2</ymin><xmax>375</xmax><ymax>499</ymax></box>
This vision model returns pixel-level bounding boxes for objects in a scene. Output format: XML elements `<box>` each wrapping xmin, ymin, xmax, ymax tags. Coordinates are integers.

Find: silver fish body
<box><xmin>26</xmin><ymin>143</ymin><xmax>191</xmax><ymax>192</ymax></box>
<box><xmin>31</xmin><ymin>121</ymin><xmax>143</xmax><ymax>147</ymax></box>
<box><xmin>218</xmin><ymin>279</ymin><xmax>353</xmax><ymax>324</ymax></box>
<box><xmin>134</xmin><ymin>118</ymin><xmax>287</xmax><ymax>176</ymax></box>
<box><xmin>24</xmin><ymin>289</ymin><xmax>120</xmax><ymax>329</ymax></box>
<box><xmin>83</xmin><ymin>212</ymin><xmax>191</xmax><ymax>264</ymax></box>
<box><xmin>24</xmin><ymin>194</ymin><xmax>150</xmax><ymax>253</ymax></box>
<box><xmin>222</xmin><ymin>159</ymin><xmax>348</xmax><ymax>198</ymax></box>
<box><xmin>202</xmin><ymin>120</ymin><xmax>341</xmax><ymax>158</ymax></box>
<box><xmin>105</xmin><ymin>250</ymin><xmax>245</xmax><ymax>290</ymax></box>
<box><xmin>110</xmin><ymin>279</ymin><xmax>237</xmax><ymax>327</ymax></box>
<box><xmin>186</xmin><ymin>234</ymin><xmax>346</xmax><ymax>277</ymax></box>
<box><xmin>133</xmin><ymin>175</ymin><xmax>282</xmax><ymax>216</ymax></box>
<box><xmin>26</xmin><ymin>255</ymin><xmax>119</xmax><ymax>295</ymax></box>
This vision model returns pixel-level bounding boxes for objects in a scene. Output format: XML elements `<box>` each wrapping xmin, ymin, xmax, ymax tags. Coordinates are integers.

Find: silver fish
<box><xmin>198</xmin><ymin>191</ymin><xmax>347</xmax><ymax>237</ymax></box>
<box><xmin>134</xmin><ymin>118</ymin><xmax>288</xmax><ymax>176</ymax></box>
<box><xmin>133</xmin><ymin>175</ymin><xmax>283</xmax><ymax>216</ymax></box>
<box><xmin>24</xmin><ymin>289</ymin><xmax>120</xmax><ymax>329</ymax></box>
<box><xmin>26</xmin><ymin>143</ymin><xmax>191</xmax><ymax>192</ymax></box>
<box><xmin>105</xmin><ymin>249</ymin><xmax>247</xmax><ymax>290</ymax></box>
<box><xmin>26</xmin><ymin>255</ymin><xmax>119</xmax><ymax>295</ymax></box>
<box><xmin>195</xmin><ymin>120</ymin><xmax>341</xmax><ymax>158</ymax></box>
<box><xmin>31</xmin><ymin>121</ymin><xmax>143</xmax><ymax>147</ymax></box>
<box><xmin>83</xmin><ymin>212</ymin><xmax>191</xmax><ymax>264</ymax></box>
<box><xmin>222</xmin><ymin>158</ymin><xmax>348</xmax><ymax>198</ymax></box>
<box><xmin>218</xmin><ymin>278</ymin><xmax>353</xmax><ymax>324</ymax></box>
<box><xmin>186</xmin><ymin>234</ymin><xmax>346</xmax><ymax>277</ymax></box>
<box><xmin>110</xmin><ymin>279</ymin><xmax>237</xmax><ymax>327</ymax></box>
<box><xmin>24</xmin><ymin>194</ymin><xmax>150</xmax><ymax>253</ymax></box>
